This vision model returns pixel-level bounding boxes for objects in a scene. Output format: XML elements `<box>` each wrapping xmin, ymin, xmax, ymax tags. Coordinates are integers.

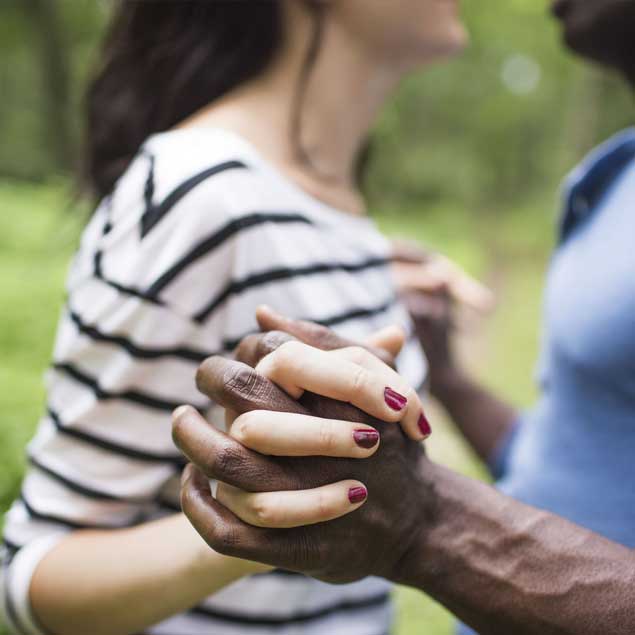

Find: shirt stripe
<box><xmin>141</xmin><ymin>158</ymin><xmax>248</xmax><ymax>238</ymax></box>
<box><xmin>52</xmin><ymin>362</ymin><xmax>204</xmax><ymax>413</ymax></box>
<box><xmin>47</xmin><ymin>407</ymin><xmax>185</xmax><ymax>465</ymax></box>
<box><xmin>194</xmin><ymin>255</ymin><xmax>390</xmax><ymax>322</ymax></box>
<box><xmin>2</xmin><ymin>127</ymin><xmax>425</xmax><ymax>635</ymax></box>
<box><xmin>190</xmin><ymin>591</ymin><xmax>390</xmax><ymax>626</ymax></box>
<box><xmin>68</xmin><ymin>308</ymin><xmax>213</xmax><ymax>363</ymax></box>
<box><xmin>147</xmin><ymin>212</ymin><xmax>315</xmax><ymax>298</ymax></box>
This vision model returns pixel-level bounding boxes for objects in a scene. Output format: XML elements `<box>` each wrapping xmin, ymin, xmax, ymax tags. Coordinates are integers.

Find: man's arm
<box><xmin>176</xmin><ymin>326</ymin><xmax>635</xmax><ymax>635</ymax></box>
<box><xmin>401</xmin><ymin>287</ymin><xmax>518</xmax><ymax>462</ymax></box>
<box><xmin>401</xmin><ymin>463</ymin><xmax>635</xmax><ymax>635</ymax></box>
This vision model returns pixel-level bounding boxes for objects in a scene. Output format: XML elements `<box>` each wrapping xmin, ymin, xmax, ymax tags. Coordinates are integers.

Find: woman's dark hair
<box><xmin>83</xmin><ymin>0</ymin><xmax>324</xmax><ymax>201</ymax></box>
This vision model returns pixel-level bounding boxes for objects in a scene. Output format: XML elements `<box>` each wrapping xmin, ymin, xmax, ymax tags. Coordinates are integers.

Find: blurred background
<box><xmin>0</xmin><ymin>1</ymin><xmax>633</xmax><ymax>634</ymax></box>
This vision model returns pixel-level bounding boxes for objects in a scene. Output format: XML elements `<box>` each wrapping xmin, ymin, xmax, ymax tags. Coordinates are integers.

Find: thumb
<box><xmin>365</xmin><ymin>325</ymin><xmax>406</xmax><ymax>358</ymax></box>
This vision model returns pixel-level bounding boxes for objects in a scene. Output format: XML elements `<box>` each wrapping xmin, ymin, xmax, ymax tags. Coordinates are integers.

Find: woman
<box><xmin>174</xmin><ymin>1</ymin><xmax>635</xmax><ymax>632</ymax></box>
<box><xmin>1</xmin><ymin>2</ymin><xmax>468</xmax><ymax>635</ymax></box>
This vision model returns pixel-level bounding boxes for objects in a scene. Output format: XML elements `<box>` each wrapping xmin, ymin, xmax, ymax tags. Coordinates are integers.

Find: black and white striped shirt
<box><xmin>1</xmin><ymin>127</ymin><xmax>426</xmax><ymax>635</ymax></box>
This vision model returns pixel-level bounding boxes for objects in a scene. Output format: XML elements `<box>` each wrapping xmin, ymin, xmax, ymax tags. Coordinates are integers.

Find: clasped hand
<box><xmin>172</xmin><ymin>307</ymin><xmax>435</xmax><ymax>585</ymax></box>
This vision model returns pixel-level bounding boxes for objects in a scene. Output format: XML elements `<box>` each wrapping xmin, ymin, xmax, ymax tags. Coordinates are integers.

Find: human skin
<box><xmin>552</xmin><ymin>0</ymin><xmax>635</xmax><ymax>84</ymax></box>
<box><xmin>391</xmin><ymin>242</ymin><xmax>517</xmax><ymax>463</ymax></box>
<box><xmin>27</xmin><ymin>1</ymin><xmax>466</xmax><ymax>633</ymax></box>
<box><xmin>174</xmin><ymin>3</ymin><xmax>635</xmax><ymax>631</ymax></box>
<box><xmin>175</xmin><ymin>319</ymin><xmax>635</xmax><ymax>635</ymax></box>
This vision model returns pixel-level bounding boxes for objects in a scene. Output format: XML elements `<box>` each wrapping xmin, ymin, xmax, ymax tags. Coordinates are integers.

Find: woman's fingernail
<box><xmin>348</xmin><ymin>486</ymin><xmax>368</xmax><ymax>504</ymax></box>
<box><xmin>418</xmin><ymin>411</ymin><xmax>432</xmax><ymax>438</ymax></box>
<box><xmin>384</xmin><ymin>387</ymin><xmax>408</xmax><ymax>411</ymax></box>
<box><xmin>353</xmin><ymin>429</ymin><xmax>380</xmax><ymax>449</ymax></box>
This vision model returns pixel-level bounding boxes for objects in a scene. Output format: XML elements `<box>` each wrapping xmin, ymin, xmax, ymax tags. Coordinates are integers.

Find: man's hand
<box><xmin>173</xmin><ymin>322</ymin><xmax>435</xmax><ymax>584</ymax></box>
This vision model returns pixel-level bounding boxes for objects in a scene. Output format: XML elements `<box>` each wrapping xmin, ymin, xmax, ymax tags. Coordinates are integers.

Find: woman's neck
<box><xmin>181</xmin><ymin>6</ymin><xmax>407</xmax><ymax>215</ymax></box>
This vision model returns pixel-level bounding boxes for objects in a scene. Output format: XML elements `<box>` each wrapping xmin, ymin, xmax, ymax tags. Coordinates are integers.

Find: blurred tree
<box><xmin>0</xmin><ymin>1</ymin><xmax>632</xmax><ymax>211</ymax></box>
<box><xmin>21</xmin><ymin>0</ymin><xmax>73</xmax><ymax>170</ymax></box>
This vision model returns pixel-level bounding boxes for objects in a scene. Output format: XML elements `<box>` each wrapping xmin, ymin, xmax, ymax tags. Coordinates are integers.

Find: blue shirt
<box><xmin>459</xmin><ymin>129</ymin><xmax>635</xmax><ymax>635</ymax></box>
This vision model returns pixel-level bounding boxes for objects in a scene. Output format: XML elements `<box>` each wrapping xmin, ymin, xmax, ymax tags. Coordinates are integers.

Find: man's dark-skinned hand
<box><xmin>173</xmin><ymin>308</ymin><xmax>435</xmax><ymax>584</ymax></box>
<box><xmin>175</xmin><ymin>310</ymin><xmax>635</xmax><ymax>635</ymax></box>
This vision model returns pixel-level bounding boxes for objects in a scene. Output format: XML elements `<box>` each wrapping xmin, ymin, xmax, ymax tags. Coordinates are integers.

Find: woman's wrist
<box><xmin>185</xmin><ymin>514</ymin><xmax>271</xmax><ymax>585</ymax></box>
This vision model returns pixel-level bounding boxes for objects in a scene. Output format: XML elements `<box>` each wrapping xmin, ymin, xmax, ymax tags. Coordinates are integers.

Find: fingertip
<box><xmin>352</xmin><ymin>428</ymin><xmax>381</xmax><ymax>455</ymax></box>
<box><xmin>347</xmin><ymin>483</ymin><xmax>368</xmax><ymax>506</ymax></box>
<box><xmin>256</xmin><ymin>305</ymin><xmax>287</xmax><ymax>330</ymax></box>
<box><xmin>255</xmin><ymin>304</ymin><xmax>273</xmax><ymax>323</ymax></box>
<box><xmin>180</xmin><ymin>462</ymin><xmax>195</xmax><ymax>487</ymax></box>
<box><xmin>417</xmin><ymin>410</ymin><xmax>432</xmax><ymax>440</ymax></box>
<box><xmin>383</xmin><ymin>387</ymin><xmax>409</xmax><ymax>421</ymax></box>
<box><xmin>172</xmin><ymin>404</ymin><xmax>194</xmax><ymax>420</ymax></box>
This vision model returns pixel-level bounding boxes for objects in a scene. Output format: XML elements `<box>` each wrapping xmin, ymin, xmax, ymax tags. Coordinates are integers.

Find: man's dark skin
<box><xmin>174</xmin><ymin>3</ymin><xmax>635</xmax><ymax>634</ymax></box>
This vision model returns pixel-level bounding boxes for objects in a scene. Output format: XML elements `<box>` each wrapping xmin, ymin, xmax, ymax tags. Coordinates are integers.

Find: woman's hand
<box><xmin>254</xmin><ymin>341</ymin><xmax>431</xmax><ymax>441</ymax></box>
<box><xmin>391</xmin><ymin>240</ymin><xmax>494</xmax><ymax>394</ymax></box>
<box><xmin>391</xmin><ymin>239</ymin><xmax>494</xmax><ymax>313</ymax></box>
<box><xmin>173</xmin><ymin>327</ymin><xmax>436</xmax><ymax>583</ymax></box>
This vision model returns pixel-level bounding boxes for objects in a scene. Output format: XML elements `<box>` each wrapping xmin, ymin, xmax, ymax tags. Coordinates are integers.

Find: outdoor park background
<box><xmin>1</xmin><ymin>1</ymin><xmax>633</xmax><ymax>634</ymax></box>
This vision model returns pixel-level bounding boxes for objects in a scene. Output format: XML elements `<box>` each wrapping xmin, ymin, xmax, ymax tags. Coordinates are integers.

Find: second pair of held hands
<box><xmin>172</xmin><ymin>307</ymin><xmax>436</xmax><ymax>586</ymax></box>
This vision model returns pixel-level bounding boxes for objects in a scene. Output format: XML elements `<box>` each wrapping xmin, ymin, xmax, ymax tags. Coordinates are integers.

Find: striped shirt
<box><xmin>1</xmin><ymin>127</ymin><xmax>426</xmax><ymax>635</ymax></box>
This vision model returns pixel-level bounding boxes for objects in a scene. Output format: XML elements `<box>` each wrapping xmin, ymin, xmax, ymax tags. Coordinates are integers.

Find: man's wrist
<box><xmin>429</xmin><ymin>366</ymin><xmax>471</xmax><ymax>403</ymax></box>
<box><xmin>387</xmin><ymin>460</ymin><xmax>448</xmax><ymax>590</ymax></box>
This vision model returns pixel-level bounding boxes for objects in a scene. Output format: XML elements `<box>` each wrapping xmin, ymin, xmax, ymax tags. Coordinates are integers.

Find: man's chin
<box><xmin>551</xmin><ymin>0</ymin><xmax>573</xmax><ymax>20</ymax></box>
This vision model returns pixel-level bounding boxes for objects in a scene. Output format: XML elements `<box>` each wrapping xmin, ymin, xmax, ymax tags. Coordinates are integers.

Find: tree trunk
<box><xmin>21</xmin><ymin>0</ymin><xmax>74</xmax><ymax>171</ymax></box>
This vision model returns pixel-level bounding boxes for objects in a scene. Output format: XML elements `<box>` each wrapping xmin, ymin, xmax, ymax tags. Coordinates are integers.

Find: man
<box><xmin>174</xmin><ymin>2</ymin><xmax>635</xmax><ymax>633</ymax></box>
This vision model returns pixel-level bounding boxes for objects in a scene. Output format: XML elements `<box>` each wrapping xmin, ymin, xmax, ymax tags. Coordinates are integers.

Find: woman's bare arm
<box><xmin>30</xmin><ymin>513</ymin><xmax>266</xmax><ymax>635</ymax></box>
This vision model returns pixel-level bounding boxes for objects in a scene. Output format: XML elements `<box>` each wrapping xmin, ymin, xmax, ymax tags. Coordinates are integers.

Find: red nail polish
<box><xmin>348</xmin><ymin>486</ymin><xmax>367</xmax><ymax>504</ymax></box>
<box><xmin>353</xmin><ymin>429</ymin><xmax>379</xmax><ymax>449</ymax></box>
<box><xmin>384</xmin><ymin>387</ymin><xmax>407</xmax><ymax>411</ymax></box>
<box><xmin>418</xmin><ymin>411</ymin><xmax>432</xmax><ymax>438</ymax></box>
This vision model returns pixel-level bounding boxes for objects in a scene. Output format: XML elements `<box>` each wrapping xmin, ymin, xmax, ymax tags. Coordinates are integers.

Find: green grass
<box><xmin>0</xmin><ymin>180</ymin><xmax>554</xmax><ymax>635</ymax></box>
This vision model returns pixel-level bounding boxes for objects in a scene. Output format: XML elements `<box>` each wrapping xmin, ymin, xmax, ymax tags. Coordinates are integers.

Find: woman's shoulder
<box><xmin>110</xmin><ymin>127</ymin><xmax>293</xmax><ymax>233</ymax></box>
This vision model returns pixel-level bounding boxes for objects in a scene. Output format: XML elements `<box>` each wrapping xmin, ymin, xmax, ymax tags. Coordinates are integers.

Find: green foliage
<box><xmin>0</xmin><ymin>181</ymin><xmax>82</xmax><ymax>514</ymax></box>
<box><xmin>367</xmin><ymin>2</ymin><xmax>634</xmax><ymax>214</ymax></box>
<box><xmin>0</xmin><ymin>2</ymin><xmax>632</xmax><ymax>634</ymax></box>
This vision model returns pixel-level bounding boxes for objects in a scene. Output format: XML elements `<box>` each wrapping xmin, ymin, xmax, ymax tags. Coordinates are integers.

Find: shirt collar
<box><xmin>559</xmin><ymin>128</ymin><xmax>635</xmax><ymax>243</ymax></box>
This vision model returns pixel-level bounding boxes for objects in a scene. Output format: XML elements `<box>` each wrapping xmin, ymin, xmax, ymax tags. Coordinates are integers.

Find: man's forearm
<box><xmin>398</xmin><ymin>463</ymin><xmax>635</xmax><ymax>635</ymax></box>
<box><xmin>431</xmin><ymin>370</ymin><xmax>517</xmax><ymax>464</ymax></box>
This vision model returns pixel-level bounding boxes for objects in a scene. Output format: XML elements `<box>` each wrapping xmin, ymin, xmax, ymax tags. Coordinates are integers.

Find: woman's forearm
<box><xmin>431</xmin><ymin>369</ymin><xmax>517</xmax><ymax>463</ymax></box>
<box><xmin>30</xmin><ymin>512</ymin><xmax>267</xmax><ymax>635</ymax></box>
<box><xmin>401</xmin><ymin>463</ymin><xmax>635</xmax><ymax>635</ymax></box>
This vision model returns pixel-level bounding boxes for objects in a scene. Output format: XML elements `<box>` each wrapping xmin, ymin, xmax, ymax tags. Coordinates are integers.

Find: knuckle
<box><xmin>251</xmin><ymin>496</ymin><xmax>277</xmax><ymax>527</ymax></box>
<box><xmin>315</xmin><ymin>489</ymin><xmax>332</xmax><ymax>520</ymax></box>
<box><xmin>278</xmin><ymin>339</ymin><xmax>302</xmax><ymax>362</ymax></box>
<box><xmin>260</xmin><ymin>331</ymin><xmax>294</xmax><ymax>357</ymax></box>
<box><xmin>350</xmin><ymin>364</ymin><xmax>369</xmax><ymax>394</ymax></box>
<box><xmin>343</xmin><ymin>346</ymin><xmax>369</xmax><ymax>365</ymax></box>
<box><xmin>212</xmin><ymin>443</ymin><xmax>245</xmax><ymax>481</ymax></box>
<box><xmin>233</xmin><ymin>411</ymin><xmax>260</xmax><ymax>444</ymax></box>
<box><xmin>211</xmin><ymin>522</ymin><xmax>242</xmax><ymax>555</ymax></box>
<box><xmin>264</xmin><ymin>340</ymin><xmax>300</xmax><ymax>376</ymax></box>
<box><xmin>223</xmin><ymin>364</ymin><xmax>258</xmax><ymax>399</ymax></box>
<box><xmin>318</xmin><ymin>420</ymin><xmax>338</xmax><ymax>454</ymax></box>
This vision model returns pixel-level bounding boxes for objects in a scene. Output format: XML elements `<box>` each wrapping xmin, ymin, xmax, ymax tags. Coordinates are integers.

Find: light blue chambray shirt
<box><xmin>459</xmin><ymin>129</ymin><xmax>635</xmax><ymax>635</ymax></box>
